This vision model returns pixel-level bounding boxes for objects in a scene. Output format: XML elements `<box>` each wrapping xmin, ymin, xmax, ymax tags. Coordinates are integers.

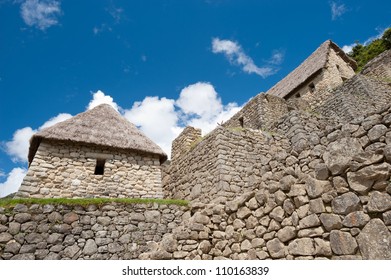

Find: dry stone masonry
<box><xmin>0</xmin><ymin>203</ymin><xmax>186</xmax><ymax>260</ymax></box>
<box><xmin>3</xmin><ymin>41</ymin><xmax>391</xmax><ymax>260</ymax></box>
<box><xmin>18</xmin><ymin>141</ymin><xmax>163</xmax><ymax>199</ymax></box>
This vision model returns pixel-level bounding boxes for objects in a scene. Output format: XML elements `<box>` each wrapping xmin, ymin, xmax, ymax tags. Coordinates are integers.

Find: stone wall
<box><xmin>223</xmin><ymin>94</ymin><xmax>289</xmax><ymax>130</ymax></box>
<box><xmin>0</xmin><ymin>203</ymin><xmax>186</xmax><ymax>260</ymax></box>
<box><xmin>223</xmin><ymin>94</ymin><xmax>263</xmax><ymax>130</ymax></box>
<box><xmin>17</xmin><ymin>140</ymin><xmax>163</xmax><ymax>199</ymax></box>
<box><xmin>145</xmin><ymin>105</ymin><xmax>391</xmax><ymax>260</ymax></box>
<box><xmin>361</xmin><ymin>49</ymin><xmax>391</xmax><ymax>81</ymax></box>
<box><xmin>171</xmin><ymin>127</ymin><xmax>202</xmax><ymax>162</ymax></box>
<box><xmin>164</xmin><ymin>126</ymin><xmax>290</xmax><ymax>204</ymax></box>
<box><xmin>316</xmin><ymin>75</ymin><xmax>391</xmax><ymax>123</ymax></box>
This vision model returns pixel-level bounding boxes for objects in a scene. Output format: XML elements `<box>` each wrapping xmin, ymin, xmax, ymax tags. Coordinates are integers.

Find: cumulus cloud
<box><xmin>5</xmin><ymin>127</ymin><xmax>35</xmax><ymax>163</ymax></box>
<box><xmin>330</xmin><ymin>1</ymin><xmax>346</xmax><ymax>20</ymax></box>
<box><xmin>342</xmin><ymin>44</ymin><xmax>354</xmax><ymax>54</ymax></box>
<box><xmin>87</xmin><ymin>90</ymin><xmax>120</xmax><ymax>112</ymax></box>
<box><xmin>124</xmin><ymin>97</ymin><xmax>180</xmax><ymax>158</ymax></box>
<box><xmin>124</xmin><ymin>82</ymin><xmax>241</xmax><ymax>158</ymax></box>
<box><xmin>20</xmin><ymin>0</ymin><xmax>62</xmax><ymax>30</ymax></box>
<box><xmin>0</xmin><ymin>168</ymin><xmax>27</xmax><ymax>198</ymax></box>
<box><xmin>177</xmin><ymin>82</ymin><xmax>223</xmax><ymax>119</ymax></box>
<box><xmin>39</xmin><ymin>113</ymin><xmax>72</xmax><ymax>130</ymax></box>
<box><xmin>212</xmin><ymin>38</ymin><xmax>280</xmax><ymax>78</ymax></box>
<box><xmin>4</xmin><ymin>112</ymin><xmax>73</xmax><ymax>163</ymax></box>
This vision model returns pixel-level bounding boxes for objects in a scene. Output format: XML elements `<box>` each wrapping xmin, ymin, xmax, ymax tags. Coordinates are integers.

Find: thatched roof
<box><xmin>28</xmin><ymin>104</ymin><xmax>167</xmax><ymax>163</ymax></box>
<box><xmin>266</xmin><ymin>40</ymin><xmax>357</xmax><ymax>99</ymax></box>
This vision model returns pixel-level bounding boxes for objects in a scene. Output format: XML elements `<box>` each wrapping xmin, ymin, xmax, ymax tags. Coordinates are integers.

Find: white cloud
<box><xmin>177</xmin><ymin>82</ymin><xmax>223</xmax><ymax>119</ymax></box>
<box><xmin>39</xmin><ymin>113</ymin><xmax>72</xmax><ymax>130</ymax></box>
<box><xmin>92</xmin><ymin>24</ymin><xmax>112</xmax><ymax>35</ymax></box>
<box><xmin>212</xmin><ymin>38</ymin><xmax>278</xmax><ymax>78</ymax></box>
<box><xmin>0</xmin><ymin>168</ymin><xmax>27</xmax><ymax>198</ymax></box>
<box><xmin>124</xmin><ymin>82</ymin><xmax>241</xmax><ymax>158</ymax></box>
<box><xmin>185</xmin><ymin>102</ymin><xmax>241</xmax><ymax>134</ymax></box>
<box><xmin>20</xmin><ymin>0</ymin><xmax>61</xmax><ymax>30</ymax></box>
<box><xmin>268</xmin><ymin>50</ymin><xmax>285</xmax><ymax>65</ymax></box>
<box><xmin>0</xmin><ymin>170</ymin><xmax>5</xmax><ymax>177</ymax></box>
<box><xmin>87</xmin><ymin>90</ymin><xmax>120</xmax><ymax>112</ymax></box>
<box><xmin>124</xmin><ymin>97</ymin><xmax>180</xmax><ymax>159</ymax></box>
<box><xmin>107</xmin><ymin>6</ymin><xmax>124</xmax><ymax>23</ymax></box>
<box><xmin>176</xmin><ymin>82</ymin><xmax>241</xmax><ymax>133</ymax></box>
<box><xmin>342</xmin><ymin>44</ymin><xmax>354</xmax><ymax>54</ymax></box>
<box><xmin>330</xmin><ymin>1</ymin><xmax>346</xmax><ymax>20</ymax></box>
<box><xmin>5</xmin><ymin>127</ymin><xmax>35</xmax><ymax>163</ymax></box>
<box><xmin>4</xmin><ymin>112</ymin><xmax>73</xmax><ymax>163</ymax></box>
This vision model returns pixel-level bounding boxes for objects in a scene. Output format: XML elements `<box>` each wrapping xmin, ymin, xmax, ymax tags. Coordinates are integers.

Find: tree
<box><xmin>382</xmin><ymin>28</ymin><xmax>391</xmax><ymax>48</ymax></box>
<box><xmin>348</xmin><ymin>27</ymin><xmax>391</xmax><ymax>72</ymax></box>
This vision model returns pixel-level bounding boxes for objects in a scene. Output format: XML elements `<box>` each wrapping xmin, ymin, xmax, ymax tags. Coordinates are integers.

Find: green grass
<box><xmin>189</xmin><ymin>136</ymin><xmax>204</xmax><ymax>150</ymax></box>
<box><xmin>228</xmin><ymin>127</ymin><xmax>246</xmax><ymax>132</ymax></box>
<box><xmin>0</xmin><ymin>197</ymin><xmax>189</xmax><ymax>208</ymax></box>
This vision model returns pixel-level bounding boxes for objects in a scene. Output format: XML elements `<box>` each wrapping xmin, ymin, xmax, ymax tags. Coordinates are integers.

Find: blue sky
<box><xmin>0</xmin><ymin>0</ymin><xmax>390</xmax><ymax>196</ymax></box>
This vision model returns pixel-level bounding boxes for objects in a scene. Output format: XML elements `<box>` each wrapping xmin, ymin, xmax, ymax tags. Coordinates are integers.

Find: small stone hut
<box><xmin>17</xmin><ymin>104</ymin><xmax>167</xmax><ymax>199</ymax></box>
<box><xmin>223</xmin><ymin>40</ymin><xmax>357</xmax><ymax>130</ymax></box>
<box><xmin>266</xmin><ymin>40</ymin><xmax>357</xmax><ymax>101</ymax></box>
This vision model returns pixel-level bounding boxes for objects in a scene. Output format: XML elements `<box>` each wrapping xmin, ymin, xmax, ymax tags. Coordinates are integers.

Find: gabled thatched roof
<box><xmin>28</xmin><ymin>104</ymin><xmax>167</xmax><ymax>163</ymax></box>
<box><xmin>266</xmin><ymin>40</ymin><xmax>357</xmax><ymax>99</ymax></box>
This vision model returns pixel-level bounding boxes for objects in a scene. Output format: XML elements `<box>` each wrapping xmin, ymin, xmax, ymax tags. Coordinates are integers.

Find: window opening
<box><xmin>309</xmin><ymin>83</ymin><xmax>315</xmax><ymax>93</ymax></box>
<box><xmin>239</xmin><ymin>117</ymin><xmax>244</xmax><ymax>128</ymax></box>
<box><xmin>94</xmin><ymin>159</ymin><xmax>105</xmax><ymax>175</ymax></box>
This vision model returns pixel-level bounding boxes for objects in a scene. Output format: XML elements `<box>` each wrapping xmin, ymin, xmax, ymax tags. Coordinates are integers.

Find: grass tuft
<box><xmin>0</xmin><ymin>197</ymin><xmax>189</xmax><ymax>208</ymax></box>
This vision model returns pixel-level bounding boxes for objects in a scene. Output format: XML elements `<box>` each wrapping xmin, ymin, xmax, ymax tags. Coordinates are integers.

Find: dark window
<box><xmin>94</xmin><ymin>159</ymin><xmax>105</xmax><ymax>175</ymax></box>
<box><xmin>239</xmin><ymin>117</ymin><xmax>244</xmax><ymax>128</ymax></box>
<box><xmin>309</xmin><ymin>83</ymin><xmax>315</xmax><ymax>93</ymax></box>
<box><xmin>295</xmin><ymin>93</ymin><xmax>301</xmax><ymax>98</ymax></box>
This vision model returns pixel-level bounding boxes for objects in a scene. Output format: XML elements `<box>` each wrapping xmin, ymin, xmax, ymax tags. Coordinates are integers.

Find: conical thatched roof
<box><xmin>28</xmin><ymin>104</ymin><xmax>167</xmax><ymax>163</ymax></box>
<box><xmin>266</xmin><ymin>40</ymin><xmax>357</xmax><ymax>99</ymax></box>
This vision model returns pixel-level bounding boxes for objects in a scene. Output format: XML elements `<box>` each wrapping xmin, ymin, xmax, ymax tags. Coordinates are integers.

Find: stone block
<box><xmin>276</xmin><ymin>226</ymin><xmax>296</xmax><ymax>243</ymax></box>
<box><xmin>330</xmin><ymin>230</ymin><xmax>358</xmax><ymax>255</ymax></box>
<box><xmin>331</xmin><ymin>192</ymin><xmax>361</xmax><ymax>215</ymax></box>
<box><xmin>266</xmin><ymin>238</ymin><xmax>285</xmax><ymax>258</ymax></box>
<box><xmin>347</xmin><ymin>163</ymin><xmax>391</xmax><ymax>194</ymax></box>
<box><xmin>288</xmin><ymin>238</ymin><xmax>315</xmax><ymax>256</ymax></box>
<box><xmin>357</xmin><ymin>219</ymin><xmax>391</xmax><ymax>259</ymax></box>
<box><xmin>309</xmin><ymin>198</ymin><xmax>325</xmax><ymax>214</ymax></box>
<box><xmin>367</xmin><ymin>191</ymin><xmax>391</xmax><ymax>212</ymax></box>
<box><xmin>299</xmin><ymin>214</ymin><xmax>320</xmax><ymax>229</ymax></box>
<box><xmin>342</xmin><ymin>211</ymin><xmax>370</xmax><ymax>228</ymax></box>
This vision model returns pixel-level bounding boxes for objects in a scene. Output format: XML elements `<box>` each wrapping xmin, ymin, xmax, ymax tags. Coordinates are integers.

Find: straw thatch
<box><xmin>28</xmin><ymin>104</ymin><xmax>167</xmax><ymax>163</ymax></box>
<box><xmin>266</xmin><ymin>40</ymin><xmax>357</xmax><ymax>99</ymax></box>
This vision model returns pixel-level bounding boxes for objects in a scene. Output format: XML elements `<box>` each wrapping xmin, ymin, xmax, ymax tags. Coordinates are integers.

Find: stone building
<box><xmin>223</xmin><ymin>40</ymin><xmax>357</xmax><ymax>130</ymax></box>
<box><xmin>16</xmin><ymin>104</ymin><xmax>167</xmax><ymax>198</ymax></box>
<box><xmin>266</xmin><ymin>40</ymin><xmax>357</xmax><ymax>105</ymax></box>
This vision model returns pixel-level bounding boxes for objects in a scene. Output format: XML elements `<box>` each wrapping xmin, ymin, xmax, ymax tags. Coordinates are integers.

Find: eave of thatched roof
<box><xmin>266</xmin><ymin>40</ymin><xmax>357</xmax><ymax>99</ymax></box>
<box><xmin>28</xmin><ymin>104</ymin><xmax>167</xmax><ymax>164</ymax></box>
